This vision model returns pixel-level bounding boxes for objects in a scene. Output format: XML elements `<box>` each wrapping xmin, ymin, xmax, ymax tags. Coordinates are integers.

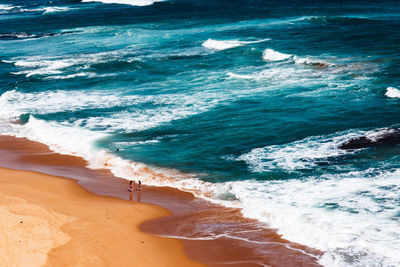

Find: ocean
<box><xmin>1</xmin><ymin>0</ymin><xmax>400</xmax><ymax>265</ymax></box>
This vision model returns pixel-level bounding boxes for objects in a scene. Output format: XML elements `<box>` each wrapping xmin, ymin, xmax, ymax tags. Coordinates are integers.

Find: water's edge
<box><xmin>0</xmin><ymin>134</ymin><xmax>322</xmax><ymax>267</ymax></box>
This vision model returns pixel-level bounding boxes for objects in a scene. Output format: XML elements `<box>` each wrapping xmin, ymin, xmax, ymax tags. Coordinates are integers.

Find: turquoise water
<box><xmin>1</xmin><ymin>0</ymin><xmax>400</xmax><ymax>265</ymax></box>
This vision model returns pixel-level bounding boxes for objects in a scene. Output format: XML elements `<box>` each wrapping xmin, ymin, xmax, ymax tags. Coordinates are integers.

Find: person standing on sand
<box><xmin>136</xmin><ymin>180</ymin><xmax>142</xmax><ymax>201</ymax></box>
<box><xmin>136</xmin><ymin>180</ymin><xmax>142</xmax><ymax>191</ymax></box>
<box><xmin>129</xmin><ymin>180</ymin><xmax>134</xmax><ymax>192</ymax></box>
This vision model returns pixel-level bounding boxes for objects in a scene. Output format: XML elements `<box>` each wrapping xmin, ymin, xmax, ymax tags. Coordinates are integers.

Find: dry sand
<box><xmin>0</xmin><ymin>167</ymin><xmax>204</xmax><ymax>267</ymax></box>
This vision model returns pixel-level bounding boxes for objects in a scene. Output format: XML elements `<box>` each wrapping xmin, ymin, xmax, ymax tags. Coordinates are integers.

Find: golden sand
<box><xmin>0</xmin><ymin>167</ymin><xmax>203</xmax><ymax>267</ymax></box>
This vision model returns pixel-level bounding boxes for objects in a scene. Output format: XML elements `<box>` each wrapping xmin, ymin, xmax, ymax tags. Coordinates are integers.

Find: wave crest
<box><xmin>262</xmin><ymin>49</ymin><xmax>292</xmax><ymax>61</ymax></box>
<box><xmin>385</xmin><ymin>87</ymin><xmax>400</xmax><ymax>98</ymax></box>
<box><xmin>238</xmin><ymin>131</ymin><xmax>365</xmax><ymax>172</ymax></box>
<box><xmin>202</xmin><ymin>38</ymin><xmax>270</xmax><ymax>51</ymax></box>
<box><xmin>82</xmin><ymin>0</ymin><xmax>163</xmax><ymax>6</ymax></box>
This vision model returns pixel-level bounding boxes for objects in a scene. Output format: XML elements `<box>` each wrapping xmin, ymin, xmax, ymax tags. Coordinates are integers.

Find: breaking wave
<box><xmin>386</xmin><ymin>87</ymin><xmax>400</xmax><ymax>98</ymax></box>
<box><xmin>0</xmin><ymin>32</ymin><xmax>71</xmax><ymax>41</ymax></box>
<box><xmin>0</xmin><ymin>4</ymin><xmax>71</xmax><ymax>14</ymax></box>
<box><xmin>202</xmin><ymin>38</ymin><xmax>270</xmax><ymax>51</ymax></box>
<box><xmin>238</xmin><ymin>131</ymin><xmax>364</xmax><ymax>172</ymax></box>
<box><xmin>82</xmin><ymin>0</ymin><xmax>164</xmax><ymax>7</ymax></box>
<box><xmin>226</xmin><ymin>169</ymin><xmax>400</xmax><ymax>267</ymax></box>
<box><xmin>3</xmin><ymin>51</ymin><xmax>134</xmax><ymax>77</ymax></box>
<box><xmin>262</xmin><ymin>49</ymin><xmax>292</xmax><ymax>61</ymax></box>
<box><xmin>1</xmin><ymin>108</ymin><xmax>399</xmax><ymax>267</ymax></box>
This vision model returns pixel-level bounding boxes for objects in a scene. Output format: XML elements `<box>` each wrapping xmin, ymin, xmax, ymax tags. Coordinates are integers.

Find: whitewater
<box><xmin>1</xmin><ymin>0</ymin><xmax>400</xmax><ymax>266</ymax></box>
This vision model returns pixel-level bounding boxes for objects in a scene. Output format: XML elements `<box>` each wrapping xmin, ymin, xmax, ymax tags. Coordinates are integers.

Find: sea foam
<box><xmin>82</xmin><ymin>0</ymin><xmax>163</xmax><ymax>6</ymax></box>
<box><xmin>0</xmin><ymin>5</ymin><xmax>71</xmax><ymax>14</ymax></box>
<box><xmin>262</xmin><ymin>49</ymin><xmax>292</xmax><ymax>61</ymax></box>
<box><xmin>238</xmin><ymin>131</ymin><xmax>363</xmax><ymax>172</ymax></box>
<box><xmin>385</xmin><ymin>87</ymin><xmax>400</xmax><ymax>98</ymax></box>
<box><xmin>202</xmin><ymin>38</ymin><xmax>270</xmax><ymax>51</ymax></box>
<box><xmin>226</xmin><ymin>169</ymin><xmax>400</xmax><ymax>267</ymax></box>
<box><xmin>0</xmin><ymin>88</ymin><xmax>225</xmax><ymax>133</ymax></box>
<box><xmin>42</xmin><ymin>7</ymin><xmax>71</xmax><ymax>14</ymax></box>
<box><xmin>0</xmin><ymin>114</ymin><xmax>215</xmax><ymax>203</ymax></box>
<box><xmin>1</xmin><ymin>86</ymin><xmax>400</xmax><ymax>267</ymax></box>
<box><xmin>0</xmin><ymin>4</ymin><xmax>15</xmax><ymax>11</ymax></box>
<box><xmin>12</xmin><ymin>60</ymin><xmax>73</xmax><ymax>77</ymax></box>
<box><xmin>5</xmin><ymin>51</ymin><xmax>128</xmax><ymax>78</ymax></box>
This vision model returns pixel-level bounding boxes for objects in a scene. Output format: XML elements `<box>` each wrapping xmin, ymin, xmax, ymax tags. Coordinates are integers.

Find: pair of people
<box><xmin>129</xmin><ymin>180</ymin><xmax>142</xmax><ymax>192</ymax></box>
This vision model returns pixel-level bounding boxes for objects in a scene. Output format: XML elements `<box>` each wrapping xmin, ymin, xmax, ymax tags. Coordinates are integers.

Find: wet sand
<box><xmin>0</xmin><ymin>135</ymin><xmax>322</xmax><ymax>266</ymax></box>
<box><xmin>0</xmin><ymin>167</ymin><xmax>203</xmax><ymax>267</ymax></box>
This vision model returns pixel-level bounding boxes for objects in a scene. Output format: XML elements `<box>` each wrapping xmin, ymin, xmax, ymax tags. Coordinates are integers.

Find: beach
<box><xmin>0</xmin><ymin>166</ymin><xmax>204</xmax><ymax>267</ymax></box>
<box><xmin>1</xmin><ymin>1</ymin><xmax>399</xmax><ymax>265</ymax></box>
<box><xmin>0</xmin><ymin>135</ymin><xmax>321</xmax><ymax>266</ymax></box>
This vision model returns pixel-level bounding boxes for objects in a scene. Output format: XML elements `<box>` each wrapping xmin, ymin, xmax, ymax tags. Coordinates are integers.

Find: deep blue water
<box><xmin>1</xmin><ymin>0</ymin><xmax>400</xmax><ymax>265</ymax></box>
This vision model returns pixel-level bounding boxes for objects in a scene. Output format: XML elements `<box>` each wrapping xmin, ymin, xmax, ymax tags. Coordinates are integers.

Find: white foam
<box><xmin>2</xmin><ymin>5</ymin><xmax>72</xmax><ymax>14</ymax></box>
<box><xmin>115</xmin><ymin>140</ymin><xmax>159</xmax><ymax>147</ymax></box>
<box><xmin>226</xmin><ymin>72</ymin><xmax>256</xmax><ymax>80</ymax></box>
<box><xmin>43</xmin><ymin>7</ymin><xmax>71</xmax><ymax>14</ymax></box>
<box><xmin>238</xmin><ymin>131</ymin><xmax>363</xmax><ymax>172</ymax></box>
<box><xmin>262</xmin><ymin>49</ymin><xmax>292</xmax><ymax>61</ymax></box>
<box><xmin>6</xmin><ymin>51</ymin><xmax>127</xmax><ymax>78</ymax></box>
<box><xmin>0</xmin><ymin>88</ymin><xmax>226</xmax><ymax>133</ymax></box>
<box><xmin>1</xmin><ymin>116</ymin><xmax>106</xmax><ymax>156</ymax></box>
<box><xmin>294</xmin><ymin>56</ymin><xmax>330</xmax><ymax>67</ymax></box>
<box><xmin>21</xmin><ymin>6</ymin><xmax>72</xmax><ymax>14</ymax></box>
<box><xmin>12</xmin><ymin>60</ymin><xmax>73</xmax><ymax>77</ymax></box>
<box><xmin>202</xmin><ymin>38</ymin><xmax>270</xmax><ymax>51</ymax></box>
<box><xmin>224</xmin><ymin>169</ymin><xmax>400</xmax><ymax>267</ymax></box>
<box><xmin>0</xmin><ymin>115</ymin><xmax>222</xmax><ymax>210</ymax></box>
<box><xmin>71</xmin><ymin>91</ymin><xmax>224</xmax><ymax>132</ymax></box>
<box><xmin>227</xmin><ymin>58</ymin><xmax>330</xmax><ymax>82</ymax></box>
<box><xmin>44</xmin><ymin>72</ymin><xmax>95</xmax><ymax>80</ymax></box>
<box><xmin>1</xmin><ymin>94</ymin><xmax>399</xmax><ymax>266</ymax></box>
<box><xmin>0</xmin><ymin>4</ymin><xmax>15</xmax><ymax>11</ymax></box>
<box><xmin>227</xmin><ymin>67</ymin><xmax>314</xmax><ymax>82</ymax></box>
<box><xmin>160</xmin><ymin>233</ymin><xmax>280</xmax><ymax>245</ymax></box>
<box><xmin>0</xmin><ymin>85</ymin><xmax>234</xmax><ymax>204</ymax></box>
<box><xmin>82</xmin><ymin>0</ymin><xmax>163</xmax><ymax>6</ymax></box>
<box><xmin>385</xmin><ymin>87</ymin><xmax>400</xmax><ymax>98</ymax></box>
<box><xmin>365</xmin><ymin>128</ymin><xmax>398</xmax><ymax>142</ymax></box>
<box><xmin>0</xmin><ymin>90</ymin><xmax>130</xmax><ymax>117</ymax></box>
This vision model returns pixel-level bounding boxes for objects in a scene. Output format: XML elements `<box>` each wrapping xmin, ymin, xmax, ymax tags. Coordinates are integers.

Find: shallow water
<box><xmin>1</xmin><ymin>0</ymin><xmax>400</xmax><ymax>266</ymax></box>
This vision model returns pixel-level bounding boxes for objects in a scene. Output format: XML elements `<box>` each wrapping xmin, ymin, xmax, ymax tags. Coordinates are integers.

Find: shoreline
<box><xmin>0</xmin><ymin>167</ymin><xmax>203</xmax><ymax>266</ymax></box>
<box><xmin>0</xmin><ymin>135</ymin><xmax>322</xmax><ymax>266</ymax></box>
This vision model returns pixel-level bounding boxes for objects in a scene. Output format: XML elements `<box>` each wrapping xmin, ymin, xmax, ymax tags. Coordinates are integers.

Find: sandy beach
<box><xmin>0</xmin><ymin>135</ymin><xmax>322</xmax><ymax>266</ymax></box>
<box><xmin>0</xmin><ymin>167</ymin><xmax>204</xmax><ymax>267</ymax></box>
